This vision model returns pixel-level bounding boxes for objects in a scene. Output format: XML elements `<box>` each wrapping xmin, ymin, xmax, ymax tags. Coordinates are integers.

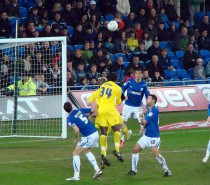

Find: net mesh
<box><xmin>0</xmin><ymin>39</ymin><xmax>65</xmax><ymax>138</ymax></box>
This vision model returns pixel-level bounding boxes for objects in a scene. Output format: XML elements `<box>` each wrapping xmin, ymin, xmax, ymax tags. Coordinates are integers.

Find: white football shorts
<box><xmin>137</xmin><ymin>135</ymin><xmax>160</xmax><ymax>149</ymax></box>
<box><xmin>122</xmin><ymin>104</ymin><xmax>143</xmax><ymax>122</ymax></box>
<box><xmin>77</xmin><ymin>131</ymin><xmax>99</xmax><ymax>148</ymax></box>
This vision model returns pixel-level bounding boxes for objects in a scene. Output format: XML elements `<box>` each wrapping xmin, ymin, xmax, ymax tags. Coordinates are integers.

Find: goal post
<box><xmin>0</xmin><ymin>36</ymin><xmax>67</xmax><ymax>139</ymax></box>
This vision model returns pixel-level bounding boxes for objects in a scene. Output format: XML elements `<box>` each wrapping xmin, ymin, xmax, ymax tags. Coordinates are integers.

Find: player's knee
<box><xmin>72</xmin><ymin>151</ymin><xmax>79</xmax><ymax>156</ymax></box>
<box><xmin>152</xmin><ymin>149</ymin><xmax>159</xmax><ymax>157</ymax></box>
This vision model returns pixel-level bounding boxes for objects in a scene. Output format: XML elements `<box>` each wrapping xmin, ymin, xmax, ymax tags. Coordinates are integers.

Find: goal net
<box><xmin>0</xmin><ymin>37</ymin><xmax>67</xmax><ymax>138</ymax></box>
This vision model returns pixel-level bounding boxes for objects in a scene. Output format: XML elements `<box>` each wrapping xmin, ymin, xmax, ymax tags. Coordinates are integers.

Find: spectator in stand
<box><xmin>20</xmin><ymin>53</ymin><xmax>32</xmax><ymax>74</ymax></box>
<box><xmin>60</xmin><ymin>26</ymin><xmax>71</xmax><ymax>44</ymax></box>
<box><xmin>81</xmin><ymin>41</ymin><xmax>93</xmax><ymax>64</ymax></box>
<box><xmin>40</xmin><ymin>24</ymin><xmax>53</xmax><ymax>37</ymax></box>
<box><xmin>62</xmin><ymin>3</ymin><xmax>78</xmax><ymax>27</ymax></box>
<box><xmin>124</xmin><ymin>12</ymin><xmax>136</xmax><ymax>30</ymax></box>
<box><xmin>1</xmin><ymin>53</ymin><xmax>14</xmax><ymax>75</ymax></box>
<box><xmin>103</xmin><ymin>36</ymin><xmax>114</xmax><ymax>53</ymax></box>
<box><xmin>116</xmin><ymin>0</ymin><xmax>130</xmax><ymax>16</ymax></box>
<box><xmin>123</xmin><ymin>68</ymin><xmax>134</xmax><ymax>82</ymax></box>
<box><xmin>0</xmin><ymin>65</ymin><xmax>10</xmax><ymax>94</ymax></box>
<box><xmin>159</xmin><ymin>48</ymin><xmax>175</xmax><ymax>70</ymax></box>
<box><xmin>31</xmin><ymin>50</ymin><xmax>42</xmax><ymax>75</ymax></box>
<box><xmin>89</xmin><ymin>78</ymin><xmax>98</xmax><ymax>89</ymax></box>
<box><xmin>114</xmin><ymin>11</ymin><xmax>125</xmax><ymax>31</ymax></box>
<box><xmin>205</xmin><ymin>61</ymin><xmax>210</xmax><ymax>78</ymax></box>
<box><xmin>198</xmin><ymin>29</ymin><xmax>210</xmax><ymax>50</ymax></box>
<box><xmin>7</xmin><ymin>0</ymin><xmax>20</xmax><ymax>17</ymax></box>
<box><xmin>80</xmin><ymin>13</ymin><xmax>90</xmax><ymax>31</ymax></box>
<box><xmin>200</xmin><ymin>15</ymin><xmax>210</xmax><ymax>38</ymax></box>
<box><xmin>134</xmin><ymin>42</ymin><xmax>148</xmax><ymax>62</ymax></box>
<box><xmin>99</xmin><ymin>21</ymin><xmax>112</xmax><ymax>40</ymax></box>
<box><xmin>134</xmin><ymin>8</ymin><xmax>148</xmax><ymax>29</ymax></box>
<box><xmin>183</xmin><ymin>43</ymin><xmax>199</xmax><ymax>70</ymax></box>
<box><xmin>51</xmin><ymin>24</ymin><xmax>61</xmax><ymax>36</ymax></box>
<box><xmin>99</xmin><ymin>0</ymin><xmax>117</xmax><ymax>16</ymax></box>
<box><xmin>71</xmin><ymin>23</ymin><xmax>85</xmax><ymax>45</ymax></box>
<box><xmin>157</xmin><ymin>22</ymin><xmax>170</xmax><ymax>41</ymax></box>
<box><xmin>0</xmin><ymin>0</ymin><xmax>10</xmax><ymax>15</ymax></box>
<box><xmin>165</xmin><ymin>0</ymin><xmax>179</xmax><ymax>22</ymax></box>
<box><xmin>67</xmin><ymin>60</ymin><xmax>77</xmax><ymax>83</ymax></box>
<box><xmin>84</xmin><ymin>24</ymin><xmax>97</xmax><ymax>42</ymax></box>
<box><xmin>77</xmin><ymin>76</ymin><xmax>90</xmax><ymax>90</ymax></box>
<box><xmin>67</xmin><ymin>71</ymin><xmax>75</xmax><ymax>87</ymax></box>
<box><xmin>40</xmin><ymin>9</ymin><xmax>49</xmax><ymax>25</ymax></box>
<box><xmin>34</xmin><ymin>74</ymin><xmax>49</xmax><ymax>95</ymax></box>
<box><xmin>36</xmin><ymin>0</ymin><xmax>46</xmax><ymax>18</ymax></box>
<box><xmin>147</xmin><ymin>55</ymin><xmax>165</xmax><ymax>78</ymax></box>
<box><xmin>193</xmin><ymin>26</ymin><xmax>200</xmax><ymax>40</ymax></box>
<box><xmin>75</xmin><ymin>0</ymin><xmax>85</xmax><ymax>21</ymax></box>
<box><xmin>0</xmin><ymin>12</ymin><xmax>12</xmax><ymax>38</ymax></box>
<box><xmin>129</xmin><ymin>0</ymin><xmax>144</xmax><ymax>15</ymax></box>
<box><xmin>148</xmin><ymin>8</ymin><xmax>161</xmax><ymax>27</ymax></box>
<box><xmin>72</xmin><ymin>50</ymin><xmax>86</xmax><ymax>68</ymax></box>
<box><xmin>104</xmin><ymin>51</ymin><xmax>113</xmax><ymax>71</ymax></box>
<box><xmin>152</xmin><ymin>70</ymin><xmax>163</xmax><ymax>87</ymax></box>
<box><xmin>168</xmin><ymin>22</ymin><xmax>177</xmax><ymax>41</ymax></box>
<box><xmin>193</xmin><ymin>58</ymin><xmax>206</xmax><ymax>79</ymax></box>
<box><xmin>140</xmin><ymin>31</ymin><xmax>153</xmax><ymax>51</ymax></box>
<box><xmin>101</xmin><ymin>70</ymin><xmax>108</xmax><ymax>78</ymax></box>
<box><xmin>49</xmin><ymin>2</ymin><xmax>62</xmax><ymax>20</ymax></box>
<box><xmin>135</xmin><ymin>22</ymin><xmax>143</xmax><ymax>41</ymax></box>
<box><xmin>89</xmin><ymin>40</ymin><xmax>97</xmax><ymax>54</ymax></box>
<box><xmin>144</xmin><ymin>20</ymin><xmax>158</xmax><ymax>40</ymax></box>
<box><xmin>86</xmin><ymin>64</ymin><xmax>100</xmax><ymax>80</ymax></box>
<box><xmin>25</xmin><ymin>22</ymin><xmax>36</xmax><ymax>38</ymax></box>
<box><xmin>51</xmin><ymin>12</ymin><xmax>67</xmax><ymax>28</ymax></box>
<box><xmin>174</xmin><ymin>26</ymin><xmax>190</xmax><ymax>51</ymax></box>
<box><xmin>89</xmin><ymin>14</ymin><xmax>100</xmax><ymax>32</ymax></box>
<box><xmin>75</xmin><ymin>63</ymin><xmax>86</xmax><ymax>83</ymax></box>
<box><xmin>143</xmin><ymin>69</ymin><xmax>152</xmax><ymax>86</ymax></box>
<box><xmin>49</xmin><ymin>63</ymin><xmax>62</xmax><ymax>88</ymax></box>
<box><xmin>112</xmin><ymin>57</ymin><xmax>126</xmax><ymax>84</ymax></box>
<box><xmin>90</xmin><ymin>49</ymin><xmax>107</xmax><ymax>73</ymax></box>
<box><xmin>114</xmin><ymin>30</ymin><xmax>128</xmax><ymax>54</ymax></box>
<box><xmin>189</xmin><ymin>34</ymin><xmax>198</xmax><ymax>51</ymax></box>
<box><xmin>144</xmin><ymin>0</ymin><xmax>155</xmax><ymax>17</ymax></box>
<box><xmin>159</xmin><ymin>7</ymin><xmax>170</xmax><ymax>25</ymax></box>
<box><xmin>179</xmin><ymin>19</ymin><xmax>194</xmax><ymax>36</ymax></box>
<box><xmin>18</xmin><ymin>23</ymin><xmax>27</xmax><ymax>38</ymax></box>
<box><xmin>127</xmin><ymin>55</ymin><xmax>144</xmax><ymax>72</ymax></box>
<box><xmin>27</xmin><ymin>7</ymin><xmax>42</xmax><ymax>27</ymax></box>
<box><xmin>94</xmin><ymin>31</ymin><xmax>105</xmax><ymax>49</ymax></box>
<box><xmin>87</xmin><ymin>1</ymin><xmax>101</xmax><ymax>20</ymax></box>
<box><xmin>83</xmin><ymin>0</ymin><xmax>90</xmax><ymax>12</ymax></box>
<box><xmin>127</xmin><ymin>30</ymin><xmax>138</xmax><ymax>52</ymax></box>
<box><xmin>40</xmin><ymin>41</ymin><xmax>53</xmax><ymax>65</ymax></box>
<box><xmin>147</xmin><ymin>39</ymin><xmax>161</xmax><ymax>59</ymax></box>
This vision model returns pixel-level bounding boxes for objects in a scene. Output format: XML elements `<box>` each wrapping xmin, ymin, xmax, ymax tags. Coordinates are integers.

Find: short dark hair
<box><xmin>135</xmin><ymin>69</ymin><xmax>142</xmax><ymax>72</ymax></box>
<box><xmin>108</xmin><ymin>72</ymin><xmax>118</xmax><ymax>82</ymax></box>
<box><xmin>63</xmin><ymin>102</ymin><xmax>72</xmax><ymax>113</ymax></box>
<box><xmin>149</xmin><ymin>94</ymin><xmax>157</xmax><ymax>104</ymax></box>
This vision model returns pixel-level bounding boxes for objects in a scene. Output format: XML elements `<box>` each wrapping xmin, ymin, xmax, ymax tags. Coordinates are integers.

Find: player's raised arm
<box><xmin>87</xmin><ymin>89</ymin><xmax>100</xmax><ymax>106</ymax></box>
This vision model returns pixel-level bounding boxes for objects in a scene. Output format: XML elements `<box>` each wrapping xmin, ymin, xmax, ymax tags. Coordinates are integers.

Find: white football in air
<box><xmin>107</xmin><ymin>20</ymin><xmax>118</xmax><ymax>31</ymax></box>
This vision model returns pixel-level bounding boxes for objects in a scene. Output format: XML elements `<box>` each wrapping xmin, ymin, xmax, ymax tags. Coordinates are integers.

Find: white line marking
<box><xmin>0</xmin><ymin>148</ymin><xmax>205</xmax><ymax>165</ymax></box>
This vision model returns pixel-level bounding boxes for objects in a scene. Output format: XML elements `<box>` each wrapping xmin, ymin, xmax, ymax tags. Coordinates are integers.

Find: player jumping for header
<box><xmin>120</xmin><ymin>69</ymin><xmax>150</xmax><ymax>148</ymax></box>
<box><xmin>63</xmin><ymin>102</ymin><xmax>102</xmax><ymax>181</ymax></box>
<box><xmin>127</xmin><ymin>94</ymin><xmax>172</xmax><ymax>177</ymax></box>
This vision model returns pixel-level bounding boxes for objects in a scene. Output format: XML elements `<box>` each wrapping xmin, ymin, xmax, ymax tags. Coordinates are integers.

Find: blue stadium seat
<box><xmin>182</xmin><ymin>78</ymin><xmax>194</xmax><ymax>85</ymax></box>
<box><xmin>20</xmin><ymin>7</ymin><xmax>28</xmax><ymax>17</ymax></box>
<box><xmin>204</xmin><ymin>58</ymin><xmax>210</xmax><ymax>66</ymax></box>
<box><xmin>100</xmin><ymin>16</ymin><xmax>105</xmax><ymax>23</ymax></box>
<box><xmin>9</xmin><ymin>17</ymin><xmax>21</xmax><ymax>27</ymax></box>
<box><xmin>159</xmin><ymin>42</ymin><xmax>168</xmax><ymax>49</ymax></box>
<box><xmin>74</xmin><ymin>44</ymin><xmax>84</xmax><ymax>50</ymax></box>
<box><xmin>24</xmin><ymin>0</ymin><xmax>36</xmax><ymax>8</ymax></box>
<box><xmin>177</xmin><ymin>69</ymin><xmax>189</xmax><ymax>79</ymax></box>
<box><xmin>21</xmin><ymin>17</ymin><xmax>27</xmax><ymax>26</ymax></box>
<box><xmin>195</xmin><ymin>12</ymin><xmax>205</xmax><ymax>25</ymax></box>
<box><xmin>36</xmin><ymin>26</ymin><xmax>44</xmax><ymax>32</ymax></box>
<box><xmin>67</xmin><ymin>26</ymin><xmax>74</xmax><ymax>36</ymax></box>
<box><xmin>123</xmin><ymin>62</ymin><xmax>130</xmax><ymax>69</ymax></box>
<box><xmin>121</xmin><ymin>15</ymin><xmax>128</xmax><ymax>21</ymax></box>
<box><xmin>195</xmin><ymin>77</ymin><xmax>206</xmax><ymax>84</ymax></box>
<box><xmin>109</xmin><ymin>54</ymin><xmax>116</xmax><ymax>62</ymax></box>
<box><xmin>171</xmin><ymin>60</ymin><xmax>182</xmax><ymax>69</ymax></box>
<box><xmin>115</xmin><ymin>53</ymin><xmax>127</xmax><ymax>62</ymax></box>
<box><xmin>18</xmin><ymin>47</ymin><xmax>25</xmax><ymax>58</ymax></box>
<box><xmin>2</xmin><ymin>48</ymin><xmax>14</xmax><ymax>57</ymax></box>
<box><xmin>51</xmin><ymin>45</ymin><xmax>58</xmax><ymax>54</ymax></box>
<box><xmin>207</xmin><ymin>77</ymin><xmax>210</xmax><ymax>84</ymax></box>
<box><xmin>167</xmin><ymin>51</ymin><xmax>177</xmax><ymax>60</ymax></box>
<box><xmin>67</xmin><ymin>45</ymin><xmax>75</xmax><ymax>53</ymax></box>
<box><xmin>165</xmin><ymin>70</ymin><xmax>177</xmax><ymax>80</ymax></box>
<box><xmin>170</xmin><ymin>78</ymin><xmax>183</xmax><ymax>86</ymax></box>
<box><xmin>163</xmin><ymin>79</ymin><xmax>171</xmax><ymax>86</ymax></box>
<box><xmin>188</xmin><ymin>68</ymin><xmax>194</xmax><ymax>78</ymax></box>
<box><xmin>139</xmin><ymin>61</ymin><xmax>146</xmax><ymax>69</ymax></box>
<box><xmin>127</xmin><ymin>53</ymin><xmax>133</xmax><ymax>61</ymax></box>
<box><xmin>105</xmin><ymin>14</ymin><xmax>114</xmax><ymax>21</ymax></box>
<box><xmin>199</xmin><ymin>50</ymin><xmax>210</xmax><ymax>59</ymax></box>
<box><xmin>176</xmin><ymin>51</ymin><xmax>185</xmax><ymax>60</ymax></box>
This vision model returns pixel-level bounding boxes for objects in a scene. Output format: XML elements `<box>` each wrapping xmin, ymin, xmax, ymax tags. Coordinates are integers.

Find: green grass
<box><xmin>0</xmin><ymin>111</ymin><xmax>210</xmax><ymax>185</ymax></box>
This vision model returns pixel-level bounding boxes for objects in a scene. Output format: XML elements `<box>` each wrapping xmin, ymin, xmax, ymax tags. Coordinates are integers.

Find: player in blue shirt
<box><xmin>127</xmin><ymin>94</ymin><xmax>172</xmax><ymax>177</ymax></box>
<box><xmin>202</xmin><ymin>103</ymin><xmax>210</xmax><ymax>163</ymax></box>
<box><xmin>63</xmin><ymin>102</ymin><xmax>102</xmax><ymax>181</ymax></box>
<box><xmin>120</xmin><ymin>69</ymin><xmax>150</xmax><ymax>147</ymax></box>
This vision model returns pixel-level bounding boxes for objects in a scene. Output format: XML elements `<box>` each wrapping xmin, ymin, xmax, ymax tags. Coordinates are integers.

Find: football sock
<box><xmin>132</xmin><ymin>153</ymin><xmax>139</xmax><ymax>173</ymax></box>
<box><xmin>121</xmin><ymin>127</ymin><xmax>129</xmax><ymax>138</ymax></box>
<box><xmin>73</xmin><ymin>155</ymin><xmax>80</xmax><ymax>178</ymax></box>
<box><xmin>207</xmin><ymin>140</ymin><xmax>210</xmax><ymax>153</ymax></box>
<box><xmin>86</xmin><ymin>152</ymin><xmax>100</xmax><ymax>172</ymax></box>
<box><xmin>100</xmin><ymin>134</ymin><xmax>107</xmax><ymax>156</ymax></box>
<box><xmin>114</xmin><ymin>131</ymin><xmax>121</xmax><ymax>152</ymax></box>
<box><xmin>155</xmin><ymin>154</ymin><xmax>170</xmax><ymax>172</ymax></box>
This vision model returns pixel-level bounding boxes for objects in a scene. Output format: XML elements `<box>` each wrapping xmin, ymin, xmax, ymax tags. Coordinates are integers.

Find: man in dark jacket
<box><xmin>0</xmin><ymin>12</ymin><xmax>12</xmax><ymax>38</ymax></box>
<box><xmin>99</xmin><ymin>0</ymin><xmax>117</xmax><ymax>15</ymax></box>
<box><xmin>147</xmin><ymin>39</ymin><xmax>161</xmax><ymax>59</ymax></box>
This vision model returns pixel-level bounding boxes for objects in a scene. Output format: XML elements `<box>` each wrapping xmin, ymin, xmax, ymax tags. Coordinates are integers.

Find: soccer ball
<box><xmin>107</xmin><ymin>20</ymin><xmax>118</xmax><ymax>31</ymax></box>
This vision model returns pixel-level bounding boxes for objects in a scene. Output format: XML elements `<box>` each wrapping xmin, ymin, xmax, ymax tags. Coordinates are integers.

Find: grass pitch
<box><xmin>0</xmin><ymin>111</ymin><xmax>210</xmax><ymax>185</ymax></box>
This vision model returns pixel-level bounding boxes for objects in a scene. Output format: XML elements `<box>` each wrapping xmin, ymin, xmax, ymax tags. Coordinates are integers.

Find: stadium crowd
<box><xmin>0</xmin><ymin>0</ymin><xmax>210</xmax><ymax>95</ymax></box>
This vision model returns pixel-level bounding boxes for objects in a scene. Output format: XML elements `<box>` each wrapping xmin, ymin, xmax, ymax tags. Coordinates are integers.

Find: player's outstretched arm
<box><xmin>207</xmin><ymin>116</ymin><xmax>210</xmax><ymax>122</ymax></box>
<box><xmin>72</xmin><ymin>125</ymin><xmax>79</xmax><ymax>144</ymax></box>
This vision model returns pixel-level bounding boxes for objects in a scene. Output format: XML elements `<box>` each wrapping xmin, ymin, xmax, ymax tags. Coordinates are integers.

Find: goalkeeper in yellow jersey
<box><xmin>88</xmin><ymin>73</ymin><xmax>124</xmax><ymax>166</ymax></box>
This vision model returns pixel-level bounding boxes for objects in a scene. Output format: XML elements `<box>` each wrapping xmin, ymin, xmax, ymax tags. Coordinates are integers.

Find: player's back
<box><xmin>98</xmin><ymin>81</ymin><xmax>122</xmax><ymax>111</ymax></box>
<box><xmin>145</xmin><ymin>106</ymin><xmax>160</xmax><ymax>137</ymax></box>
<box><xmin>67</xmin><ymin>109</ymin><xmax>96</xmax><ymax>137</ymax></box>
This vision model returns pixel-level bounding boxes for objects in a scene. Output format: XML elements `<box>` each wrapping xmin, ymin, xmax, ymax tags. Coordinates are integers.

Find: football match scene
<box><xmin>0</xmin><ymin>0</ymin><xmax>210</xmax><ymax>185</ymax></box>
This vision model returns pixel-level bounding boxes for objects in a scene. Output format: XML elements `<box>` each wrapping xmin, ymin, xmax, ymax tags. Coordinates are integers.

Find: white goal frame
<box><xmin>0</xmin><ymin>37</ymin><xmax>67</xmax><ymax>139</ymax></box>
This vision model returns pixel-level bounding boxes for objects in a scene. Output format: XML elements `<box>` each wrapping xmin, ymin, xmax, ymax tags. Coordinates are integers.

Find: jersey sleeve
<box><xmin>67</xmin><ymin>116</ymin><xmax>75</xmax><ymax>127</ymax></box>
<box><xmin>144</xmin><ymin>84</ymin><xmax>150</xmax><ymax>98</ymax></box>
<box><xmin>122</xmin><ymin>81</ymin><xmax>130</xmax><ymax>94</ymax></box>
<box><xmin>208</xmin><ymin>104</ymin><xmax>210</xmax><ymax>116</ymax></box>
<box><xmin>145</xmin><ymin>108</ymin><xmax>158</xmax><ymax>123</ymax></box>
<box><xmin>79</xmin><ymin>108</ymin><xmax>91</xmax><ymax>114</ymax></box>
<box><xmin>88</xmin><ymin>89</ymin><xmax>100</xmax><ymax>103</ymax></box>
<box><xmin>116</xmin><ymin>86</ymin><xmax>122</xmax><ymax>105</ymax></box>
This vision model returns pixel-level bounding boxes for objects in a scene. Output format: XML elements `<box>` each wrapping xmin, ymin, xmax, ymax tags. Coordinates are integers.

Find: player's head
<box><xmin>63</xmin><ymin>102</ymin><xmax>73</xmax><ymax>113</ymax></box>
<box><xmin>98</xmin><ymin>77</ymin><xmax>107</xmax><ymax>86</ymax></box>
<box><xmin>146</xmin><ymin>94</ymin><xmax>157</xmax><ymax>106</ymax></box>
<box><xmin>108</xmin><ymin>72</ymin><xmax>118</xmax><ymax>82</ymax></box>
<box><xmin>134</xmin><ymin>69</ymin><xmax>142</xmax><ymax>81</ymax></box>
